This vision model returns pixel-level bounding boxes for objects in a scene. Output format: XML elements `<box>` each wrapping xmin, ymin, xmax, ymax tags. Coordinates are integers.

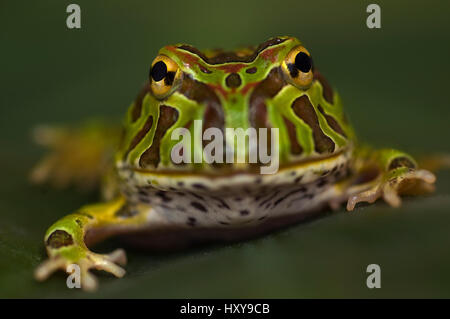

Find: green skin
<box><xmin>119</xmin><ymin>37</ymin><xmax>350</xmax><ymax>167</ymax></box>
<box><xmin>32</xmin><ymin>36</ymin><xmax>436</xmax><ymax>291</ymax></box>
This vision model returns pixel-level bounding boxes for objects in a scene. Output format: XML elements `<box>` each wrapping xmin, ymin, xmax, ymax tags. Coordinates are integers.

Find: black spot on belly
<box><xmin>316</xmin><ymin>178</ymin><xmax>328</xmax><ymax>188</ymax></box>
<box><xmin>321</xmin><ymin>170</ymin><xmax>330</xmax><ymax>176</ymax></box>
<box><xmin>294</xmin><ymin>176</ymin><xmax>303</xmax><ymax>183</ymax></box>
<box><xmin>189</xmin><ymin>192</ymin><xmax>205</xmax><ymax>201</ymax></box>
<box><xmin>240</xmin><ymin>210</ymin><xmax>250</xmax><ymax>216</ymax></box>
<box><xmin>192</xmin><ymin>183</ymin><xmax>208</xmax><ymax>190</ymax></box>
<box><xmin>156</xmin><ymin>191</ymin><xmax>172</xmax><ymax>202</ymax></box>
<box><xmin>259</xmin><ymin>190</ymin><xmax>280</xmax><ymax>207</ymax></box>
<box><xmin>212</xmin><ymin>196</ymin><xmax>230</xmax><ymax>209</ymax></box>
<box><xmin>115</xmin><ymin>204</ymin><xmax>139</xmax><ymax>218</ymax></box>
<box><xmin>191</xmin><ymin>201</ymin><xmax>208</xmax><ymax>213</ymax></box>
<box><xmin>273</xmin><ymin>187</ymin><xmax>308</xmax><ymax>207</ymax></box>
<box><xmin>187</xmin><ymin>217</ymin><xmax>196</xmax><ymax>226</ymax></box>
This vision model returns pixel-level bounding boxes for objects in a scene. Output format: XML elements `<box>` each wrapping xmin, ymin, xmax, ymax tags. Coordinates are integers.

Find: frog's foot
<box><xmin>30</xmin><ymin>123</ymin><xmax>119</xmax><ymax>190</ymax></box>
<box><xmin>34</xmin><ymin>197</ymin><xmax>151</xmax><ymax>290</ymax></box>
<box><xmin>35</xmin><ymin>247</ymin><xmax>127</xmax><ymax>291</ymax></box>
<box><xmin>346</xmin><ymin>168</ymin><xmax>436</xmax><ymax>211</ymax></box>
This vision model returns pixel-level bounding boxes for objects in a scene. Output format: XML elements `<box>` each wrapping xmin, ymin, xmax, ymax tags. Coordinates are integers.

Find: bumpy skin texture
<box><xmin>32</xmin><ymin>36</ymin><xmax>436</xmax><ymax>290</ymax></box>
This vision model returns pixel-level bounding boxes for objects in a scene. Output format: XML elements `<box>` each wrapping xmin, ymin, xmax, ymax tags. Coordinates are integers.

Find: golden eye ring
<box><xmin>281</xmin><ymin>46</ymin><xmax>314</xmax><ymax>89</ymax></box>
<box><xmin>149</xmin><ymin>55</ymin><xmax>181</xmax><ymax>99</ymax></box>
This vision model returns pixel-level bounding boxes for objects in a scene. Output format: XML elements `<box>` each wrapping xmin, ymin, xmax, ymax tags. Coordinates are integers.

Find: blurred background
<box><xmin>1</xmin><ymin>0</ymin><xmax>449</xmax><ymax>298</ymax></box>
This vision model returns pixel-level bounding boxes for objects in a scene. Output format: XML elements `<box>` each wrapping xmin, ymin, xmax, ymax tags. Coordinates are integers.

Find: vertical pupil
<box><xmin>150</xmin><ymin>61</ymin><xmax>167</xmax><ymax>82</ymax></box>
<box><xmin>295</xmin><ymin>52</ymin><xmax>312</xmax><ymax>73</ymax></box>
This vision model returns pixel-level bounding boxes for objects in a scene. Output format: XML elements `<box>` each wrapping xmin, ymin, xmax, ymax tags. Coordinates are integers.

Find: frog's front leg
<box><xmin>339</xmin><ymin>147</ymin><xmax>436</xmax><ymax>211</ymax></box>
<box><xmin>34</xmin><ymin>196</ymin><xmax>151</xmax><ymax>291</ymax></box>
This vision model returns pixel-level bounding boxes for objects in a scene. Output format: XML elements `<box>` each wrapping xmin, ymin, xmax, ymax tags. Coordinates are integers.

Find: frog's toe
<box><xmin>346</xmin><ymin>185</ymin><xmax>381</xmax><ymax>211</ymax></box>
<box><xmin>382</xmin><ymin>169</ymin><xmax>436</xmax><ymax>205</ymax></box>
<box><xmin>78</xmin><ymin>249</ymin><xmax>127</xmax><ymax>291</ymax></box>
<box><xmin>34</xmin><ymin>256</ymin><xmax>67</xmax><ymax>281</ymax></box>
<box><xmin>34</xmin><ymin>248</ymin><xmax>127</xmax><ymax>291</ymax></box>
<box><xmin>346</xmin><ymin>169</ymin><xmax>436</xmax><ymax>211</ymax></box>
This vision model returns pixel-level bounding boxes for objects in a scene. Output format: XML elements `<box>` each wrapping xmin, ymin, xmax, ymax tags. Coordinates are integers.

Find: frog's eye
<box><xmin>282</xmin><ymin>46</ymin><xmax>314</xmax><ymax>89</ymax></box>
<box><xmin>149</xmin><ymin>55</ymin><xmax>181</xmax><ymax>99</ymax></box>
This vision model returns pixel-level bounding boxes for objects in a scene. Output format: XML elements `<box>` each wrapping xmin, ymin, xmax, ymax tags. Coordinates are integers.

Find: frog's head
<box><xmin>117</xmin><ymin>36</ymin><xmax>354</xmax><ymax>177</ymax></box>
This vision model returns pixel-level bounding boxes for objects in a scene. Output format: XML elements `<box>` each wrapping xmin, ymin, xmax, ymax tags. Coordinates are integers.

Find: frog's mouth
<box><xmin>125</xmin><ymin>147</ymin><xmax>349</xmax><ymax>177</ymax></box>
<box><xmin>117</xmin><ymin>147</ymin><xmax>352</xmax><ymax>192</ymax></box>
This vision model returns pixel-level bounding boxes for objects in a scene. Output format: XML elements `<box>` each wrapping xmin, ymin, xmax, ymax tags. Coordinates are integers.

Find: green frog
<box><xmin>32</xmin><ymin>36</ymin><xmax>437</xmax><ymax>290</ymax></box>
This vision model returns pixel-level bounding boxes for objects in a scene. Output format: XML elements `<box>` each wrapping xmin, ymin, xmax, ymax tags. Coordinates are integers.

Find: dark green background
<box><xmin>1</xmin><ymin>0</ymin><xmax>450</xmax><ymax>298</ymax></box>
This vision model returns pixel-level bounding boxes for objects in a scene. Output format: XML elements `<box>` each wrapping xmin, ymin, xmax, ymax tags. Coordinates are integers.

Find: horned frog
<box><xmin>32</xmin><ymin>36</ymin><xmax>437</xmax><ymax>290</ymax></box>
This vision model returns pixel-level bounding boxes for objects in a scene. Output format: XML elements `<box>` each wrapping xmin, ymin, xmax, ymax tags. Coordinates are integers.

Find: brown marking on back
<box><xmin>176</xmin><ymin>37</ymin><xmax>287</xmax><ymax>65</ymax></box>
<box><xmin>139</xmin><ymin>106</ymin><xmax>179</xmax><ymax>168</ymax></box>
<box><xmin>131</xmin><ymin>82</ymin><xmax>151</xmax><ymax>122</ymax></box>
<box><xmin>167</xmin><ymin>45</ymin><xmax>202</xmax><ymax>67</ymax></box>
<box><xmin>291</xmin><ymin>96</ymin><xmax>335</xmax><ymax>153</ymax></box>
<box><xmin>178</xmin><ymin>76</ymin><xmax>224</xmax><ymax>135</ymax></box>
<box><xmin>248</xmin><ymin>67</ymin><xmax>286</xmax><ymax>161</ymax></box>
<box><xmin>240</xmin><ymin>81</ymin><xmax>260</xmax><ymax>95</ymax></box>
<box><xmin>313</xmin><ymin>71</ymin><xmax>334</xmax><ymax>104</ymax></box>
<box><xmin>317</xmin><ymin>105</ymin><xmax>347</xmax><ymax>138</ymax></box>
<box><xmin>249</xmin><ymin>68</ymin><xmax>285</xmax><ymax>129</ymax></box>
<box><xmin>260</xmin><ymin>46</ymin><xmax>283</xmax><ymax>63</ymax></box>
<box><xmin>207</xmin><ymin>82</ymin><xmax>229</xmax><ymax>99</ymax></box>
<box><xmin>124</xmin><ymin>115</ymin><xmax>154</xmax><ymax>159</ymax></box>
<box><xmin>249</xmin><ymin>68</ymin><xmax>285</xmax><ymax>102</ymax></box>
<box><xmin>283</xmin><ymin>117</ymin><xmax>303</xmax><ymax>155</ymax></box>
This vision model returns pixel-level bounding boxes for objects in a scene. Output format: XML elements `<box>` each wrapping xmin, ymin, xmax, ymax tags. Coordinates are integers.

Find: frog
<box><xmin>32</xmin><ymin>36</ymin><xmax>437</xmax><ymax>290</ymax></box>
